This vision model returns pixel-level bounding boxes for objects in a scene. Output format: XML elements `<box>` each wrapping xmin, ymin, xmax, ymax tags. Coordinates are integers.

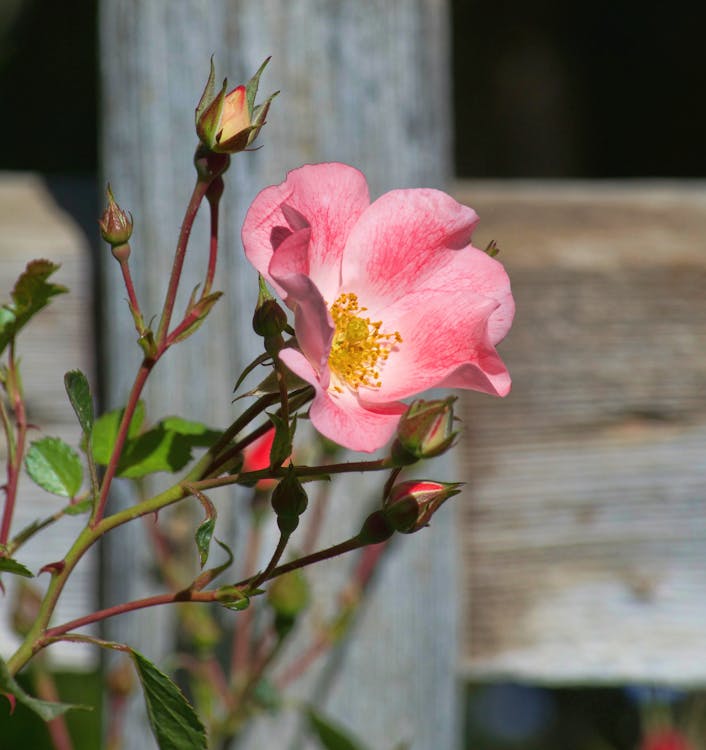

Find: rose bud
<box><xmin>391</xmin><ymin>397</ymin><xmax>458</xmax><ymax>464</ymax></box>
<box><xmin>382</xmin><ymin>480</ymin><xmax>462</xmax><ymax>534</ymax></box>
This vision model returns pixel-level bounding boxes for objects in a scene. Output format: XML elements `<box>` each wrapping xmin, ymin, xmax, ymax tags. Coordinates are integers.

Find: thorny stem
<box><xmin>0</xmin><ymin>339</ymin><xmax>27</xmax><ymax>545</ymax></box>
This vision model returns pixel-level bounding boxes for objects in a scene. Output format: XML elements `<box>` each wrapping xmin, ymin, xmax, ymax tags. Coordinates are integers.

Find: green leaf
<box><xmin>307</xmin><ymin>708</ymin><xmax>372</xmax><ymax>750</ymax></box>
<box><xmin>0</xmin><ymin>557</ymin><xmax>33</xmax><ymax>578</ymax></box>
<box><xmin>25</xmin><ymin>437</ymin><xmax>83</xmax><ymax>498</ymax></box>
<box><xmin>64</xmin><ymin>498</ymin><xmax>93</xmax><ymax>516</ymax></box>
<box><xmin>0</xmin><ymin>260</ymin><xmax>68</xmax><ymax>357</ymax></box>
<box><xmin>193</xmin><ymin>491</ymin><xmax>217</xmax><ymax>569</ymax></box>
<box><xmin>0</xmin><ymin>656</ymin><xmax>84</xmax><ymax>721</ymax></box>
<box><xmin>160</xmin><ymin>417</ymin><xmax>221</xmax><ymax>448</ymax></box>
<box><xmin>116</xmin><ymin>426</ymin><xmax>192</xmax><ymax>478</ymax></box>
<box><xmin>130</xmin><ymin>649</ymin><xmax>207</xmax><ymax>750</ymax></box>
<box><xmin>64</xmin><ymin>370</ymin><xmax>94</xmax><ymax>435</ymax></box>
<box><xmin>91</xmin><ymin>401</ymin><xmax>145</xmax><ymax>465</ymax></box>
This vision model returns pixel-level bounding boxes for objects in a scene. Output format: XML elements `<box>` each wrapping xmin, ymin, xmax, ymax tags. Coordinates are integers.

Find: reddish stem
<box><xmin>118</xmin><ymin>258</ymin><xmax>141</xmax><ymax>323</ymax></box>
<box><xmin>0</xmin><ymin>341</ymin><xmax>27</xmax><ymax>545</ymax></box>
<box><xmin>44</xmin><ymin>588</ymin><xmax>220</xmax><ymax>641</ymax></box>
<box><xmin>90</xmin><ymin>360</ymin><xmax>155</xmax><ymax>526</ymax></box>
<box><xmin>203</xmin><ymin>177</ymin><xmax>223</xmax><ymax>296</ymax></box>
<box><xmin>156</xmin><ymin>178</ymin><xmax>211</xmax><ymax>346</ymax></box>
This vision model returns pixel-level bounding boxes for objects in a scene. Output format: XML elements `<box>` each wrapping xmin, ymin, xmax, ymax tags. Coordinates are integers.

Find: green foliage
<box><xmin>193</xmin><ymin>492</ymin><xmax>217</xmax><ymax>568</ymax></box>
<box><xmin>64</xmin><ymin>370</ymin><xmax>94</xmax><ymax>437</ymax></box>
<box><xmin>0</xmin><ymin>658</ymin><xmax>85</xmax><ymax>722</ymax></box>
<box><xmin>130</xmin><ymin>650</ymin><xmax>207</xmax><ymax>750</ymax></box>
<box><xmin>307</xmin><ymin>707</ymin><xmax>371</xmax><ymax>750</ymax></box>
<box><xmin>0</xmin><ymin>556</ymin><xmax>33</xmax><ymax>577</ymax></box>
<box><xmin>91</xmin><ymin>405</ymin><xmax>220</xmax><ymax>479</ymax></box>
<box><xmin>25</xmin><ymin>437</ymin><xmax>83</xmax><ymax>498</ymax></box>
<box><xmin>0</xmin><ymin>260</ymin><xmax>67</xmax><ymax>357</ymax></box>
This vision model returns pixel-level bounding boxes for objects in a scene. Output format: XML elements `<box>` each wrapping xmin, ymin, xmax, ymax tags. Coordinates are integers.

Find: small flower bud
<box><xmin>382</xmin><ymin>480</ymin><xmax>462</xmax><ymax>534</ymax></box>
<box><xmin>391</xmin><ymin>397</ymin><xmax>458</xmax><ymax>464</ymax></box>
<box><xmin>195</xmin><ymin>57</ymin><xmax>278</xmax><ymax>155</ymax></box>
<box><xmin>271</xmin><ymin>467</ymin><xmax>308</xmax><ymax>534</ymax></box>
<box><xmin>98</xmin><ymin>185</ymin><xmax>133</xmax><ymax>247</ymax></box>
<box><xmin>253</xmin><ymin>276</ymin><xmax>288</xmax><ymax>338</ymax></box>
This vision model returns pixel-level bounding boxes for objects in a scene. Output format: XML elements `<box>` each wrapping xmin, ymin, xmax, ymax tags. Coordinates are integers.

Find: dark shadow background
<box><xmin>1</xmin><ymin>0</ymin><xmax>704</xmax><ymax>178</ymax></box>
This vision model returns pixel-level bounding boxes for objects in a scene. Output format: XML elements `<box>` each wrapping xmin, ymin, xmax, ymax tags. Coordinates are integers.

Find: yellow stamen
<box><xmin>328</xmin><ymin>292</ymin><xmax>402</xmax><ymax>393</ymax></box>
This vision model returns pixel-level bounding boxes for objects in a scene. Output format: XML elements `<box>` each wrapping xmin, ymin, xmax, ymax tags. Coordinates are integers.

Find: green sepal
<box><xmin>245</xmin><ymin>57</ymin><xmax>271</xmax><ymax>114</ymax></box>
<box><xmin>195</xmin><ymin>56</ymin><xmax>217</xmax><ymax>125</ymax></box>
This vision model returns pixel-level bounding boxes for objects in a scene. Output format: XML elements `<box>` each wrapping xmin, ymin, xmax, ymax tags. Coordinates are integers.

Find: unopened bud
<box><xmin>357</xmin><ymin>509</ymin><xmax>395</xmax><ymax>545</ymax></box>
<box><xmin>391</xmin><ymin>397</ymin><xmax>458</xmax><ymax>464</ymax></box>
<box><xmin>99</xmin><ymin>185</ymin><xmax>133</xmax><ymax>247</ymax></box>
<box><xmin>382</xmin><ymin>480</ymin><xmax>462</xmax><ymax>534</ymax></box>
<box><xmin>253</xmin><ymin>277</ymin><xmax>288</xmax><ymax>338</ymax></box>
<box><xmin>195</xmin><ymin>57</ymin><xmax>278</xmax><ymax>155</ymax></box>
<box><xmin>271</xmin><ymin>467</ymin><xmax>308</xmax><ymax>534</ymax></box>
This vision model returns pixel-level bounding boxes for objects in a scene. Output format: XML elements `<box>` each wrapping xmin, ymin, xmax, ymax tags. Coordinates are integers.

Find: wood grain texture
<box><xmin>0</xmin><ymin>174</ymin><xmax>97</xmax><ymax>668</ymax></box>
<box><xmin>98</xmin><ymin>3</ymin><xmax>455</xmax><ymax>748</ymax></box>
<box><xmin>454</xmin><ymin>181</ymin><xmax>706</xmax><ymax>685</ymax></box>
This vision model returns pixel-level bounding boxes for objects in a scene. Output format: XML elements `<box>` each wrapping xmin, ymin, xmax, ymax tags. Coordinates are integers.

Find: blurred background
<box><xmin>1</xmin><ymin>2</ymin><xmax>705</xmax><ymax>749</ymax></box>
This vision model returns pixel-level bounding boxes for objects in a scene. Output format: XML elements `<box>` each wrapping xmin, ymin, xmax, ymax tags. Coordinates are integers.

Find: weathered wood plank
<box><xmin>0</xmin><ymin>174</ymin><xmax>96</xmax><ymax>667</ymax></box>
<box><xmin>454</xmin><ymin>181</ymin><xmax>706</xmax><ymax>684</ymax></box>
<box><xmin>99</xmin><ymin>3</ymin><xmax>456</xmax><ymax>748</ymax></box>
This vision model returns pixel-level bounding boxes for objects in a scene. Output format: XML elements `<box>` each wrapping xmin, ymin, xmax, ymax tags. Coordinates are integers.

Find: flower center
<box><xmin>328</xmin><ymin>292</ymin><xmax>402</xmax><ymax>393</ymax></box>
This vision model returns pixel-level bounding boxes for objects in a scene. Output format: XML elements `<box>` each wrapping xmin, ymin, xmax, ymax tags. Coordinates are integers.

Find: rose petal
<box><xmin>278</xmin><ymin>348</ymin><xmax>405</xmax><ymax>452</ymax></box>
<box><xmin>362</xmin><ymin>289</ymin><xmax>511</xmax><ymax>402</ymax></box>
<box><xmin>270</xmin><ymin>230</ymin><xmax>334</xmax><ymax>377</ymax></box>
<box><xmin>340</xmin><ymin>188</ymin><xmax>480</xmax><ymax>308</ymax></box>
<box><xmin>242</xmin><ymin>162</ymin><xmax>370</xmax><ymax>303</ymax></box>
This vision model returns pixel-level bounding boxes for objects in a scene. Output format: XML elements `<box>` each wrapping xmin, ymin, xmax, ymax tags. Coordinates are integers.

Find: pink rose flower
<box><xmin>242</xmin><ymin>163</ymin><xmax>514</xmax><ymax>452</ymax></box>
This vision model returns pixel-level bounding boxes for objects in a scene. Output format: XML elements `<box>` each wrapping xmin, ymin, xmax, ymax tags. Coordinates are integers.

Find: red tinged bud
<box><xmin>382</xmin><ymin>480</ymin><xmax>462</xmax><ymax>534</ymax></box>
<box><xmin>98</xmin><ymin>185</ymin><xmax>133</xmax><ymax>248</ymax></box>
